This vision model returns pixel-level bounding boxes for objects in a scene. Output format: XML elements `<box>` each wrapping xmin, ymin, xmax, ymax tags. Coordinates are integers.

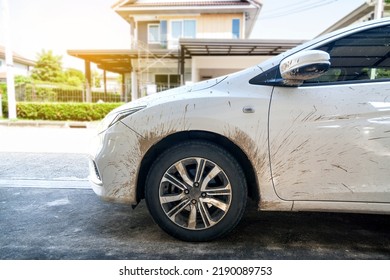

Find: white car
<box><xmin>89</xmin><ymin>18</ymin><xmax>390</xmax><ymax>241</ymax></box>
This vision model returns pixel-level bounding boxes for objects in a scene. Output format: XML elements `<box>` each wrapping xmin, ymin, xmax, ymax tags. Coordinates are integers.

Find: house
<box><xmin>69</xmin><ymin>0</ymin><xmax>380</xmax><ymax>101</ymax></box>
<box><xmin>318</xmin><ymin>0</ymin><xmax>388</xmax><ymax>36</ymax></box>
<box><xmin>0</xmin><ymin>45</ymin><xmax>35</xmax><ymax>82</ymax></box>
<box><xmin>115</xmin><ymin>0</ymin><xmax>266</xmax><ymax>93</ymax></box>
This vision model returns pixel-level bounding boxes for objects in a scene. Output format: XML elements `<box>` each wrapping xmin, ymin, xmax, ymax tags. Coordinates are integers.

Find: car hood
<box><xmin>113</xmin><ymin>75</ymin><xmax>229</xmax><ymax>113</ymax></box>
<box><xmin>113</xmin><ymin>64</ymin><xmax>268</xmax><ymax>114</ymax></box>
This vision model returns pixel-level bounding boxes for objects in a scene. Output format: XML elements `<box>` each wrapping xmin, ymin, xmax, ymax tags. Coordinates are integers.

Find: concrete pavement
<box><xmin>0</xmin><ymin>120</ymin><xmax>97</xmax><ymax>154</ymax></box>
<box><xmin>1</xmin><ymin>120</ymin><xmax>390</xmax><ymax>260</ymax></box>
<box><xmin>2</xmin><ymin>184</ymin><xmax>390</xmax><ymax>259</ymax></box>
<box><xmin>0</xmin><ymin>119</ymin><xmax>97</xmax><ymax>129</ymax></box>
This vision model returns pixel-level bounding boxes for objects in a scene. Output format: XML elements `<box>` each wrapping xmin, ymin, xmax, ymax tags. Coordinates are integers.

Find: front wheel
<box><xmin>145</xmin><ymin>141</ymin><xmax>247</xmax><ymax>241</ymax></box>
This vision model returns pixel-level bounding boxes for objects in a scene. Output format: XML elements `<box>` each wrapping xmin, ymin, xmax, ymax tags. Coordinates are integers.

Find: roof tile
<box><xmin>124</xmin><ymin>1</ymin><xmax>250</xmax><ymax>7</ymax></box>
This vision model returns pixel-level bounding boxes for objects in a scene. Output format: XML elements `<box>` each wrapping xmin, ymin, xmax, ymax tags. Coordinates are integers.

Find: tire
<box><xmin>145</xmin><ymin>140</ymin><xmax>247</xmax><ymax>242</ymax></box>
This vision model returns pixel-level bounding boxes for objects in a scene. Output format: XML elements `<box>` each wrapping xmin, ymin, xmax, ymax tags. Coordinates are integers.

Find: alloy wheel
<box><xmin>158</xmin><ymin>157</ymin><xmax>232</xmax><ymax>230</ymax></box>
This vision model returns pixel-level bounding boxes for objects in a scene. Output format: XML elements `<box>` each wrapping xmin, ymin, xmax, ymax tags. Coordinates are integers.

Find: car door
<box><xmin>268</xmin><ymin>24</ymin><xmax>390</xmax><ymax>203</ymax></box>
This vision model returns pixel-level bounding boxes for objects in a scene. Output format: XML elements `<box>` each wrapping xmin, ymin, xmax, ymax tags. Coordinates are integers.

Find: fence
<box><xmin>14</xmin><ymin>83</ymin><xmax>128</xmax><ymax>103</ymax></box>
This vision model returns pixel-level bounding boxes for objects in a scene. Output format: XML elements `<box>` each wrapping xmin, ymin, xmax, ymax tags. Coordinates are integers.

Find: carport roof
<box><xmin>180</xmin><ymin>38</ymin><xmax>305</xmax><ymax>57</ymax></box>
<box><xmin>67</xmin><ymin>49</ymin><xmax>177</xmax><ymax>74</ymax></box>
<box><xmin>67</xmin><ymin>38</ymin><xmax>305</xmax><ymax>74</ymax></box>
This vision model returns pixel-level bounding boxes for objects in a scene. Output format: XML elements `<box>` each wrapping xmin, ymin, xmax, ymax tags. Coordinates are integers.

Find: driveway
<box><xmin>0</xmin><ymin>124</ymin><xmax>390</xmax><ymax>259</ymax></box>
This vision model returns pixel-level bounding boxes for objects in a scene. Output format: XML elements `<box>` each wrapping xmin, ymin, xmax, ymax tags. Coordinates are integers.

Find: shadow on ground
<box><xmin>1</xmin><ymin>187</ymin><xmax>389</xmax><ymax>259</ymax></box>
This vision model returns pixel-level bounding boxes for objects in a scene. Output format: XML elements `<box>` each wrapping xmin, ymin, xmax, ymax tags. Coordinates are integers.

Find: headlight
<box><xmin>97</xmin><ymin>106</ymin><xmax>146</xmax><ymax>134</ymax></box>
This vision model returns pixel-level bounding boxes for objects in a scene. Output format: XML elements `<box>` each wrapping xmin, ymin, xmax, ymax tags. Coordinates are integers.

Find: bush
<box><xmin>1</xmin><ymin>99</ymin><xmax>8</xmax><ymax>118</ymax></box>
<box><xmin>0</xmin><ymin>84</ymin><xmax>7</xmax><ymax>117</ymax></box>
<box><xmin>16</xmin><ymin>102</ymin><xmax>123</xmax><ymax>121</ymax></box>
<box><xmin>0</xmin><ymin>83</ymin><xmax>7</xmax><ymax>95</ymax></box>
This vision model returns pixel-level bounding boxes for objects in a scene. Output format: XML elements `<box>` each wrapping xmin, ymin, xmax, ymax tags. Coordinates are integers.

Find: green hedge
<box><xmin>17</xmin><ymin>102</ymin><xmax>123</xmax><ymax>121</ymax></box>
<box><xmin>0</xmin><ymin>84</ymin><xmax>7</xmax><ymax>118</ymax></box>
<box><xmin>2</xmin><ymin>102</ymin><xmax>123</xmax><ymax>121</ymax></box>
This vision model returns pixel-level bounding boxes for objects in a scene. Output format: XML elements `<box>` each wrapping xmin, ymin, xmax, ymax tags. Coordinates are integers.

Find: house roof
<box><xmin>113</xmin><ymin>0</ymin><xmax>262</xmax><ymax>38</ymax></box>
<box><xmin>68</xmin><ymin>38</ymin><xmax>304</xmax><ymax>74</ymax></box>
<box><xmin>318</xmin><ymin>1</ymin><xmax>376</xmax><ymax>36</ymax></box>
<box><xmin>113</xmin><ymin>0</ymin><xmax>261</xmax><ymax>8</ymax></box>
<box><xmin>121</xmin><ymin>1</ymin><xmax>251</xmax><ymax>7</ymax></box>
<box><xmin>0</xmin><ymin>45</ymin><xmax>35</xmax><ymax>67</ymax></box>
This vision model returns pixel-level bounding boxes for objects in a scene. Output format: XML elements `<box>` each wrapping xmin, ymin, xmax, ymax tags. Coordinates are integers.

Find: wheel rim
<box><xmin>159</xmin><ymin>157</ymin><xmax>232</xmax><ymax>230</ymax></box>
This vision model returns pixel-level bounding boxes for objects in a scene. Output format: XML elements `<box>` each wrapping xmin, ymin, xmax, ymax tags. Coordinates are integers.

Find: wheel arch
<box><xmin>136</xmin><ymin>130</ymin><xmax>259</xmax><ymax>204</ymax></box>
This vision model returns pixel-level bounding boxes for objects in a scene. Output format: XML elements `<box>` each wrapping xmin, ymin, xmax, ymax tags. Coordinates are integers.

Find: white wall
<box><xmin>191</xmin><ymin>55</ymin><xmax>272</xmax><ymax>82</ymax></box>
<box><xmin>0</xmin><ymin>58</ymin><xmax>31</xmax><ymax>77</ymax></box>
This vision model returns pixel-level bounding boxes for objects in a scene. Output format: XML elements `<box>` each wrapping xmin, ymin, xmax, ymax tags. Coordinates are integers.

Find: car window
<box><xmin>248</xmin><ymin>65</ymin><xmax>281</xmax><ymax>86</ymax></box>
<box><xmin>304</xmin><ymin>25</ymin><xmax>390</xmax><ymax>85</ymax></box>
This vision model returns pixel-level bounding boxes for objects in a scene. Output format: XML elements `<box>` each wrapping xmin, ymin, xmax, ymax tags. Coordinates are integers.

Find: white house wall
<box><xmin>129</xmin><ymin>55</ymin><xmax>272</xmax><ymax>93</ymax></box>
<box><xmin>191</xmin><ymin>55</ymin><xmax>272</xmax><ymax>82</ymax></box>
<box><xmin>0</xmin><ymin>59</ymin><xmax>31</xmax><ymax>77</ymax></box>
<box><xmin>129</xmin><ymin>55</ymin><xmax>273</xmax><ymax>98</ymax></box>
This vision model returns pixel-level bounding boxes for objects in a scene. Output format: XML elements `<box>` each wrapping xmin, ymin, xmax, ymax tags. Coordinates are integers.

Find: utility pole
<box><xmin>1</xmin><ymin>0</ymin><xmax>17</xmax><ymax>119</ymax></box>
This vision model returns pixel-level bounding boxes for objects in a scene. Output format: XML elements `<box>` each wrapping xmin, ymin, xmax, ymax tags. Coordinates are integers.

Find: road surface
<box><xmin>0</xmin><ymin>125</ymin><xmax>389</xmax><ymax>259</ymax></box>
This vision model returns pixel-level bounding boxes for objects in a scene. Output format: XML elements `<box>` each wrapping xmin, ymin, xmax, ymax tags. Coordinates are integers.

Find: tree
<box><xmin>92</xmin><ymin>70</ymin><xmax>101</xmax><ymax>88</ymax></box>
<box><xmin>14</xmin><ymin>75</ymin><xmax>32</xmax><ymax>85</ymax></box>
<box><xmin>64</xmin><ymin>68</ymin><xmax>85</xmax><ymax>87</ymax></box>
<box><xmin>31</xmin><ymin>50</ymin><xmax>64</xmax><ymax>83</ymax></box>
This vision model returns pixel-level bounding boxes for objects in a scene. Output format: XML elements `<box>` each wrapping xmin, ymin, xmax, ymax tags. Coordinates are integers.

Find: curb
<box><xmin>0</xmin><ymin>120</ymin><xmax>98</xmax><ymax>129</ymax></box>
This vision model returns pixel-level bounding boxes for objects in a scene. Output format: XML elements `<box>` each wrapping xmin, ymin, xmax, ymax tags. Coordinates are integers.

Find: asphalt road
<box><xmin>0</xmin><ymin>125</ymin><xmax>390</xmax><ymax>259</ymax></box>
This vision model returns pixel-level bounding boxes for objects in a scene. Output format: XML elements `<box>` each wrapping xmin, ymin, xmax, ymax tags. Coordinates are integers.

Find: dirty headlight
<box><xmin>97</xmin><ymin>106</ymin><xmax>146</xmax><ymax>133</ymax></box>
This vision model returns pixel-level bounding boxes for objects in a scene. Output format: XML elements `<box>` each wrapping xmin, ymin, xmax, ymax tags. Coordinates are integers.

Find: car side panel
<box><xmin>119</xmin><ymin>80</ymin><xmax>292</xmax><ymax>210</ymax></box>
<box><xmin>269</xmin><ymin>82</ymin><xmax>390</xmax><ymax>203</ymax></box>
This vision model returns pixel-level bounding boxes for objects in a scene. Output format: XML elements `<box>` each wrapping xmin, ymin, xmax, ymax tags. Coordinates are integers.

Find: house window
<box><xmin>172</xmin><ymin>21</ymin><xmax>183</xmax><ymax>41</ymax></box>
<box><xmin>171</xmin><ymin>20</ymin><xmax>196</xmax><ymax>46</ymax></box>
<box><xmin>232</xmin><ymin>19</ymin><xmax>240</xmax><ymax>39</ymax></box>
<box><xmin>169</xmin><ymin>74</ymin><xmax>181</xmax><ymax>88</ymax></box>
<box><xmin>183</xmin><ymin>20</ymin><xmax>196</xmax><ymax>38</ymax></box>
<box><xmin>155</xmin><ymin>74</ymin><xmax>181</xmax><ymax>91</ymax></box>
<box><xmin>148</xmin><ymin>24</ymin><xmax>160</xmax><ymax>44</ymax></box>
<box><xmin>160</xmin><ymin>20</ymin><xmax>168</xmax><ymax>47</ymax></box>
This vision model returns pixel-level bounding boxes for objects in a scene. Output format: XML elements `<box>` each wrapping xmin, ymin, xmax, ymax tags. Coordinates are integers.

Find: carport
<box><xmin>67</xmin><ymin>38</ymin><xmax>304</xmax><ymax>101</ymax></box>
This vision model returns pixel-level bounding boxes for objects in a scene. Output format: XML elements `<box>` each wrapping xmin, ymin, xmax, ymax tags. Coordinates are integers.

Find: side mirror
<box><xmin>280</xmin><ymin>50</ymin><xmax>330</xmax><ymax>86</ymax></box>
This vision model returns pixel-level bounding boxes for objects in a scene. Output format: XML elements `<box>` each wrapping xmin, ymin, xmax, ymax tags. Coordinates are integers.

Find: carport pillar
<box><xmin>131</xmin><ymin>70</ymin><xmax>138</xmax><ymax>101</ymax></box>
<box><xmin>191</xmin><ymin>57</ymin><xmax>199</xmax><ymax>83</ymax></box>
<box><xmin>180</xmin><ymin>46</ymin><xmax>185</xmax><ymax>85</ymax></box>
<box><xmin>85</xmin><ymin>60</ymin><xmax>92</xmax><ymax>103</ymax></box>
<box><xmin>103</xmin><ymin>70</ymin><xmax>107</xmax><ymax>100</ymax></box>
<box><xmin>121</xmin><ymin>73</ymin><xmax>126</xmax><ymax>102</ymax></box>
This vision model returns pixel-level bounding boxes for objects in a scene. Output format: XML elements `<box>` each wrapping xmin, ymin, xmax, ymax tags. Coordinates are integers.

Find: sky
<box><xmin>0</xmin><ymin>0</ymin><xmax>367</xmax><ymax>70</ymax></box>
<box><xmin>252</xmin><ymin>0</ymin><xmax>367</xmax><ymax>39</ymax></box>
<box><xmin>1</xmin><ymin>0</ymin><xmax>130</xmax><ymax>69</ymax></box>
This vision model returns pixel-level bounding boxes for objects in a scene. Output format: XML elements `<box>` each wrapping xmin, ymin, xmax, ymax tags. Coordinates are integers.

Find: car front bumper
<box><xmin>88</xmin><ymin>121</ymin><xmax>142</xmax><ymax>205</ymax></box>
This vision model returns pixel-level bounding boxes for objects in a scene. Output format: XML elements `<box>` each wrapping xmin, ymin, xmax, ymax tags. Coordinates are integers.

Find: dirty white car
<box><xmin>89</xmin><ymin>18</ymin><xmax>390</xmax><ymax>241</ymax></box>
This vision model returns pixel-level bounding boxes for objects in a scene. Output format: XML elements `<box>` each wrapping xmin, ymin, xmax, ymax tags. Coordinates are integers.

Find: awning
<box><xmin>67</xmin><ymin>49</ymin><xmax>181</xmax><ymax>74</ymax></box>
<box><xmin>180</xmin><ymin>38</ymin><xmax>305</xmax><ymax>57</ymax></box>
<box><xmin>67</xmin><ymin>39</ymin><xmax>305</xmax><ymax>74</ymax></box>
